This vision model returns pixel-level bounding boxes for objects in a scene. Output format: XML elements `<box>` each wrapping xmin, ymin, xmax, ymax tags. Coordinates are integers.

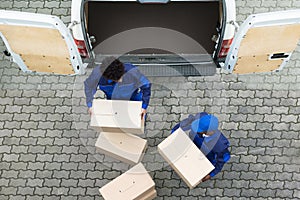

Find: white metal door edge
<box><xmin>0</xmin><ymin>10</ymin><xmax>85</xmax><ymax>75</ymax></box>
<box><xmin>224</xmin><ymin>9</ymin><xmax>300</xmax><ymax>73</ymax></box>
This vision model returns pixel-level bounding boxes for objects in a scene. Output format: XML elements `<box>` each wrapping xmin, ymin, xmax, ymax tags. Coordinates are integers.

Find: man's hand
<box><xmin>202</xmin><ymin>174</ymin><xmax>211</xmax><ymax>182</ymax></box>
<box><xmin>88</xmin><ymin>107</ymin><xmax>93</xmax><ymax>115</ymax></box>
<box><xmin>141</xmin><ymin>109</ymin><xmax>147</xmax><ymax>120</ymax></box>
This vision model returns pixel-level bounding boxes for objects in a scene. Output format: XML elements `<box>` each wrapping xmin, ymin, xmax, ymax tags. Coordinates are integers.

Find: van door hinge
<box><xmin>68</xmin><ymin>21</ymin><xmax>79</xmax><ymax>29</ymax></box>
<box><xmin>228</xmin><ymin>20</ymin><xmax>239</xmax><ymax>33</ymax></box>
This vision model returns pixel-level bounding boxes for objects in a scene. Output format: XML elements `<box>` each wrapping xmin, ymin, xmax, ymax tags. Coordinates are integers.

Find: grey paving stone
<box><xmin>9</xmin><ymin>195</ymin><xmax>26</xmax><ymax>200</ymax></box>
<box><xmin>0</xmin><ymin>178</ymin><xmax>9</xmax><ymax>189</ymax></box>
<box><xmin>20</xmin><ymin>121</ymin><xmax>39</xmax><ymax>130</ymax></box>
<box><xmin>36</xmin><ymin>138</ymin><xmax>54</xmax><ymax>146</ymax></box>
<box><xmin>46</xmin><ymin>130</ymin><xmax>63</xmax><ymax>138</ymax></box>
<box><xmin>28</xmin><ymin>130</ymin><xmax>46</xmax><ymax>138</ymax></box>
<box><xmin>0</xmin><ymin>1</ymin><xmax>13</xmax><ymax>8</ymax></box>
<box><xmin>13</xmin><ymin>98</ymin><xmax>30</xmax><ymax>106</ymax></box>
<box><xmin>264</xmin><ymin>131</ymin><xmax>282</xmax><ymax>139</ymax></box>
<box><xmin>239</xmin><ymin>138</ymin><xmax>257</xmax><ymax>147</ymax></box>
<box><xmin>19</xmin><ymin>154</ymin><xmax>36</xmax><ymax>162</ymax></box>
<box><xmin>43</xmin><ymin>179</ymin><xmax>61</xmax><ymax>187</ymax></box>
<box><xmin>27</xmin><ymin>162</ymin><xmax>44</xmax><ymax>170</ymax></box>
<box><xmin>249</xmin><ymin>180</ymin><xmax>267</xmax><ymax>189</ymax></box>
<box><xmin>272</xmin><ymin>106</ymin><xmax>289</xmax><ymax>114</ymax></box>
<box><xmin>231</xmin><ymin>180</ymin><xmax>249</xmax><ymax>189</ymax></box>
<box><xmin>11</xmin><ymin>129</ymin><xmax>28</xmax><ymax>138</ymax></box>
<box><xmin>61</xmin><ymin>179</ymin><xmax>78</xmax><ymax>187</ymax></box>
<box><xmin>26</xmin><ymin>179</ymin><xmax>44</xmax><ymax>187</ymax></box>
<box><xmin>17</xmin><ymin>187</ymin><xmax>34</xmax><ymax>195</ymax></box>
<box><xmin>51</xmin><ymin>154</ymin><xmax>71</xmax><ymax>164</ymax></box>
<box><xmin>246</xmin><ymin>114</ymin><xmax>263</xmax><ymax>123</ymax></box>
<box><xmin>35</xmin><ymin>170</ymin><xmax>53</xmax><ymax>179</ymax></box>
<box><xmin>231</xmin><ymin>163</ymin><xmax>249</xmax><ymax>172</ymax></box>
<box><xmin>240</xmin><ymin>188</ymin><xmax>258</xmax><ymax>198</ymax></box>
<box><xmin>29</xmin><ymin>1</ymin><xmax>44</xmax><ymax>8</ymax></box>
<box><xmin>21</xmin><ymin>106</ymin><xmax>39</xmax><ymax>113</ymax></box>
<box><xmin>237</xmin><ymin>122</ymin><xmax>256</xmax><ymax>131</ymax></box>
<box><xmin>18</xmin><ymin>170</ymin><xmax>35</xmax><ymax>179</ymax></box>
<box><xmin>53</xmin><ymin>170</ymin><xmax>70</xmax><ymax>179</ymax></box>
<box><xmin>205</xmin><ymin>188</ymin><xmax>223</xmax><ymax>197</ymax></box>
<box><xmin>36</xmin><ymin>154</ymin><xmax>53</xmax><ymax>162</ymax></box>
<box><xmin>240</xmin><ymin>155</ymin><xmax>257</xmax><ymax>163</ymax></box>
<box><xmin>283</xmin><ymin>164</ymin><xmax>300</xmax><ymax>173</ymax></box>
<box><xmin>29</xmin><ymin>114</ymin><xmax>47</xmax><ymax>122</ymax></box>
<box><xmin>45</xmin><ymin>146</ymin><xmax>62</xmax><ymax>154</ymax></box>
<box><xmin>2</xmin><ymin>153</ymin><xmax>19</xmax><ymax>162</ymax></box>
<box><xmin>38</xmin><ymin>106</ymin><xmax>55</xmax><ymax>114</ymax></box>
<box><xmin>78</xmin><ymin>179</ymin><xmax>95</xmax><ymax>187</ymax></box>
<box><xmin>87</xmin><ymin>171</ymin><xmax>104</xmax><ymax>179</ymax></box>
<box><xmin>1</xmin><ymin>187</ymin><xmax>18</xmax><ymax>195</ymax></box>
<box><xmin>275</xmin><ymin>189</ymin><xmax>294</xmax><ymax>198</ymax></box>
<box><xmin>69</xmin><ymin>187</ymin><xmax>86</xmax><ymax>196</ymax></box>
<box><xmin>51</xmin><ymin>186</ymin><xmax>70</xmax><ymax>196</ymax></box>
<box><xmin>258</xmin><ymin>189</ymin><xmax>276</xmax><ymax>198</ymax></box>
<box><xmin>46</xmin><ymin>98</ymin><xmax>64</xmax><ymax>106</ymax></box>
<box><xmin>223</xmin><ymin>188</ymin><xmax>241</xmax><ymax>197</ymax></box>
<box><xmin>11</xmin><ymin>162</ymin><xmax>28</xmax><ymax>170</ymax></box>
<box><xmin>266</xmin><ymin>181</ymin><xmax>284</xmax><ymax>189</ymax></box>
<box><xmin>70</xmin><ymin>171</ymin><xmax>87</xmax><ymax>179</ymax></box>
<box><xmin>2</xmin><ymin>137</ymin><xmax>21</xmax><ymax>145</ymax></box>
<box><xmin>78</xmin><ymin>163</ymin><xmax>95</xmax><ymax>171</ymax></box>
<box><xmin>34</xmin><ymin>187</ymin><xmax>51</xmax><ymax>195</ymax></box>
<box><xmin>240</xmin><ymin>172</ymin><xmax>258</xmax><ymax>180</ymax></box>
<box><xmin>27</xmin><ymin>146</ymin><xmax>46</xmax><ymax>153</ymax></box>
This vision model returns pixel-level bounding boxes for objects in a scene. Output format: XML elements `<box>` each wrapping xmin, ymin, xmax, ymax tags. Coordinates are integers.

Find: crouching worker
<box><xmin>171</xmin><ymin>112</ymin><xmax>230</xmax><ymax>182</ymax></box>
<box><xmin>84</xmin><ymin>56</ymin><xmax>151</xmax><ymax>119</ymax></box>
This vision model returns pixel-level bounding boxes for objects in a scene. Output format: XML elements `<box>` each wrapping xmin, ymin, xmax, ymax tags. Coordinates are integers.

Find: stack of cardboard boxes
<box><xmin>91</xmin><ymin>99</ymin><xmax>156</xmax><ymax>200</ymax></box>
<box><xmin>91</xmin><ymin>99</ymin><xmax>147</xmax><ymax>165</ymax></box>
<box><xmin>91</xmin><ymin>99</ymin><xmax>216</xmax><ymax>199</ymax></box>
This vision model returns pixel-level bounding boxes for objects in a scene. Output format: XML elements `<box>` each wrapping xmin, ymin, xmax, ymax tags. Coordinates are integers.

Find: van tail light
<box><xmin>218</xmin><ymin>38</ymin><xmax>233</xmax><ymax>58</ymax></box>
<box><xmin>74</xmin><ymin>39</ymin><xmax>88</xmax><ymax>58</ymax></box>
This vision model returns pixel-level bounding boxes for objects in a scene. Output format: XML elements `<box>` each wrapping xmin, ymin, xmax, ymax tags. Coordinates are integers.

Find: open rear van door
<box><xmin>224</xmin><ymin>9</ymin><xmax>300</xmax><ymax>74</ymax></box>
<box><xmin>0</xmin><ymin>10</ymin><xmax>85</xmax><ymax>75</ymax></box>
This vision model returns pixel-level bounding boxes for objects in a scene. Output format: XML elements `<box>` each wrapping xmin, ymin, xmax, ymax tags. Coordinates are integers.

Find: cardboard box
<box><xmin>95</xmin><ymin>132</ymin><xmax>147</xmax><ymax>165</ymax></box>
<box><xmin>158</xmin><ymin>128</ymin><xmax>215</xmax><ymax>189</ymax></box>
<box><xmin>99</xmin><ymin>163</ymin><xmax>156</xmax><ymax>200</ymax></box>
<box><xmin>91</xmin><ymin>99</ymin><xmax>144</xmax><ymax>134</ymax></box>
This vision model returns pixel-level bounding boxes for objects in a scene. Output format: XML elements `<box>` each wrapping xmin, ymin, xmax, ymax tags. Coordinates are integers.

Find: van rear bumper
<box><xmin>94</xmin><ymin>54</ymin><xmax>216</xmax><ymax>76</ymax></box>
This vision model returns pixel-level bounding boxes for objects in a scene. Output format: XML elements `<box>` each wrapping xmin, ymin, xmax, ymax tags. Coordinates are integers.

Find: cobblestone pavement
<box><xmin>1</xmin><ymin>0</ymin><xmax>300</xmax><ymax>199</ymax></box>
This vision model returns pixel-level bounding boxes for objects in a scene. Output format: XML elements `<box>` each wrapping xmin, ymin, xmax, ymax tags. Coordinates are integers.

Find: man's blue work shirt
<box><xmin>84</xmin><ymin>63</ymin><xmax>151</xmax><ymax>109</ymax></box>
<box><xmin>171</xmin><ymin>112</ymin><xmax>231</xmax><ymax>177</ymax></box>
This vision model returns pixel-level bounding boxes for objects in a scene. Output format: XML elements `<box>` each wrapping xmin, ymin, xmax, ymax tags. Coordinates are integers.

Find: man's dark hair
<box><xmin>100</xmin><ymin>56</ymin><xmax>125</xmax><ymax>81</ymax></box>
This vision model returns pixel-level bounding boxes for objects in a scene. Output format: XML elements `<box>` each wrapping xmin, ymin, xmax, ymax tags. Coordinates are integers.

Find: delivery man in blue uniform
<box><xmin>171</xmin><ymin>112</ymin><xmax>230</xmax><ymax>182</ymax></box>
<box><xmin>84</xmin><ymin>56</ymin><xmax>151</xmax><ymax>119</ymax></box>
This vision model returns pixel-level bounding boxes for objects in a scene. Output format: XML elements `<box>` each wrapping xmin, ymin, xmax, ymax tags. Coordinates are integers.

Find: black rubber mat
<box><xmin>87</xmin><ymin>1</ymin><xmax>219</xmax><ymax>55</ymax></box>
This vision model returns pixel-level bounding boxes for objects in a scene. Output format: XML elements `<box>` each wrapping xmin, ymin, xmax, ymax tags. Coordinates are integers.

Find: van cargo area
<box><xmin>85</xmin><ymin>1</ymin><xmax>220</xmax><ymax>76</ymax></box>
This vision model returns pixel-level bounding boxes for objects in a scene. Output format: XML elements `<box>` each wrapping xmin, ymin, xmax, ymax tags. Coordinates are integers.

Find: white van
<box><xmin>0</xmin><ymin>0</ymin><xmax>300</xmax><ymax>76</ymax></box>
